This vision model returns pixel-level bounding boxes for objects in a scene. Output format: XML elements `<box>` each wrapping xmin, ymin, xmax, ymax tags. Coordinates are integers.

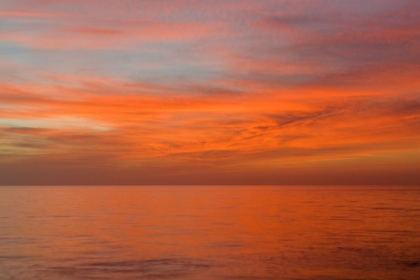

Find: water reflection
<box><xmin>0</xmin><ymin>186</ymin><xmax>419</xmax><ymax>279</ymax></box>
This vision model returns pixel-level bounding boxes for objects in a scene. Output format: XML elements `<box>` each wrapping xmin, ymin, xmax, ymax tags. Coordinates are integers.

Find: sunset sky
<box><xmin>1</xmin><ymin>0</ymin><xmax>419</xmax><ymax>185</ymax></box>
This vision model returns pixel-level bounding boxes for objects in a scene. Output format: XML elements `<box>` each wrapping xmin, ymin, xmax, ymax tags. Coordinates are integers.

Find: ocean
<box><xmin>0</xmin><ymin>185</ymin><xmax>419</xmax><ymax>280</ymax></box>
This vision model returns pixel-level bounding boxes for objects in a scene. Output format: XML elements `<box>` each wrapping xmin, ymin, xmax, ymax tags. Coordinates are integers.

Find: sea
<box><xmin>0</xmin><ymin>185</ymin><xmax>419</xmax><ymax>280</ymax></box>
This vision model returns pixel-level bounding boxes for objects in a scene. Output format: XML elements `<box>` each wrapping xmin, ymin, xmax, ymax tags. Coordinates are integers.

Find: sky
<box><xmin>0</xmin><ymin>0</ymin><xmax>419</xmax><ymax>185</ymax></box>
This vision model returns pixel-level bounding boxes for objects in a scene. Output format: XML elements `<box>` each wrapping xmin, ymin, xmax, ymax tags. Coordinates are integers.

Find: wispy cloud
<box><xmin>1</xmin><ymin>0</ymin><xmax>419</xmax><ymax>184</ymax></box>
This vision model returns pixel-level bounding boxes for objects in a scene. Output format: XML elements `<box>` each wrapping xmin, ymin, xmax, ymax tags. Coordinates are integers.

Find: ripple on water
<box><xmin>44</xmin><ymin>258</ymin><xmax>212</xmax><ymax>279</ymax></box>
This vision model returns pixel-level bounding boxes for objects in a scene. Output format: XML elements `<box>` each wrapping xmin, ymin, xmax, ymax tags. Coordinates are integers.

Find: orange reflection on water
<box><xmin>0</xmin><ymin>185</ymin><xmax>420</xmax><ymax>279</ymax></box>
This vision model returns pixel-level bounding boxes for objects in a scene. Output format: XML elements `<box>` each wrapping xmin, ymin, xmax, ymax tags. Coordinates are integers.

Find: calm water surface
<box><xmin>0</xmin><ymin>186</ymin><xmax>420</xmax><ymax>280</ymax></box>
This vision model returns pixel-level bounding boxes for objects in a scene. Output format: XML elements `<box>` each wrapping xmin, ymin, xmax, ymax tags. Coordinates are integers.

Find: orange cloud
<box><xmin>1</xmin><ymin>0</ymin><xmax>419</xmax><ymax>184</ymax></box>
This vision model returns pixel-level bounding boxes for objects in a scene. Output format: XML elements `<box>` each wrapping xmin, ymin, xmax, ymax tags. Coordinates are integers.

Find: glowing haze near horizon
<box><xmin>0</xmin><ymin>0</ymin><xmax>419</xmax><ymax>185</ymax></box>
